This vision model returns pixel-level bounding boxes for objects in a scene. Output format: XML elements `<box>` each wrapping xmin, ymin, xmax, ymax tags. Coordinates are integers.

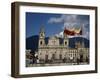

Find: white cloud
<box><xmin>48</xmin><ymin>15</ymin><xmax>63</xmax><ymax>23</ymax></box>
<box><xmin>55</xmin><ymin>31</ymin><xmax>63</xmax><ymax>38</ymax></box>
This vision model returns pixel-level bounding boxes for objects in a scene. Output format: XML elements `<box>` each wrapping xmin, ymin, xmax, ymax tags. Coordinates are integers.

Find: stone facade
<box><xmin>35</xmin><ymin>26</ymin><xmax>89</xmax><ymax>63</ymax></box>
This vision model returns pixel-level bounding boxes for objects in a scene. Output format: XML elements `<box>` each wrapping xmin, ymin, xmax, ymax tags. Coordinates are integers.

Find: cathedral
<box><xmin>34</xmin><ymin>26</ymin><xmax>89</xmax><ymax>64</ymax></box>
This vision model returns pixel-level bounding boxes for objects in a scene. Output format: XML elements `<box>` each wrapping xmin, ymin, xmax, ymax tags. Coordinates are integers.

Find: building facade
<box><xmin>35</xmin><ymin>26</ymin><xmax>89</xmax><ymax>64</ymax></box>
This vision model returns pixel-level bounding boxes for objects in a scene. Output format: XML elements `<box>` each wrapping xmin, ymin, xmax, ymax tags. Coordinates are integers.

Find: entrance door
<box><xmin>45</xmin><ymin>55</ymin><xmax>48</xmax><ymax>60</ymax></box>
<box><xmin>52</xmin><ymin>54</ymin><xmax>55</xmax><ymax>60</ymax></box>
<box><xmin>59</xmin><ymin>54</ymin><xmax>62</xmax><ymax>60</ymax></box>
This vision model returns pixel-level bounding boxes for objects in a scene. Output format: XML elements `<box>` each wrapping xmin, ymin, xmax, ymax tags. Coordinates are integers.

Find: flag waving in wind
<box><xmin>63</xmin><ymin>27</ymin><xmax>82</xmax><ymax>36</ymax></box>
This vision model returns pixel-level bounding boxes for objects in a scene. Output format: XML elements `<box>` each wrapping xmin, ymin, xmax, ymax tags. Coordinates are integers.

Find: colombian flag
<box><xmin>64</xmin><ymin>27</ymin><xmax>82</xmax><ymax>36</ymax></box>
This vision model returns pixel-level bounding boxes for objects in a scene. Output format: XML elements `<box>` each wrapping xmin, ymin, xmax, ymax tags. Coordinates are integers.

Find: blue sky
<box><xmin>26</xmin><ymin>12</ymin><xmax>90</xmax><ymax>39</ymax></box>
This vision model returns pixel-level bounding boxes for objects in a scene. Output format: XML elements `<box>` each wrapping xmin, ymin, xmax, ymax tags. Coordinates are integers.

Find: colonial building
<box><xmin>33</xmin><ymin>26</ymin><xmax>89</xmax><ymax>64</ymax></box>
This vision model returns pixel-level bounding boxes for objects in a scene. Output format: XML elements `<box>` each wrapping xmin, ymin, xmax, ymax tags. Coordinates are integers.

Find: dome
<box><xmin>49</xmin><ymin>36</ymin><xmax>57</xmax><ymax>40</ymax></box>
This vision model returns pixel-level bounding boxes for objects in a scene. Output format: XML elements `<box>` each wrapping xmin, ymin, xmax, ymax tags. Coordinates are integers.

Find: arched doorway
<box><xmin>59</xmin><ymin>54</ymin><xmax>62</xmax><ymax>60</ymax></box>
<box><xmin>45</xmin><ymin>55</ymin><xmax>48</xmax><ymax>60</ymax></box>
<box><xmin>52</xmin><ymin>54</ymin><xmax>55</xmax><ymax>60</ymax></box>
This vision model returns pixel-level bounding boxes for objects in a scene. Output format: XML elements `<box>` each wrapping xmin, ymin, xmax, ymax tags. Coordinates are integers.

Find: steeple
<box><xmin>39</xmin><ymin>25</ymin><xmax>45</xmax><ymax>47</ymax></box>
<box><xmin>39</xmin><ymin>25</ymin><xmax>45</xmax><ymax>39</ymax></box>
<box><xmin>63</xmin><ymin>27</ymin><xmax>68</xmax><ymax>38</ymax></box>
<box><xmin>63</xmin><ymin>28</ymin><xmax>69</xmax><ymax>47</ymax></box>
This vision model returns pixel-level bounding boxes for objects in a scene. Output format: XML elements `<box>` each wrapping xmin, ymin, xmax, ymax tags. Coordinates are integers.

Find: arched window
<box><xmin>40</xmin><ymin>41</ymin><xmax>42</xmax><ymax>45</ymax></box>
<box><xmin>41</xmin><ymin>33</ymin><xmax>43</xmax><ymax>37</ymax></box>
<box><xmin>65</xmin><ymin>41</ymin><xmax>67</xmax><ymax>45</ymax></box>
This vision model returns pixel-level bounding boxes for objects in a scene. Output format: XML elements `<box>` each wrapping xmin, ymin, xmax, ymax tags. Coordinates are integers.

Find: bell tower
<box><xmin>63</xmin><ymin>28</ymin><xmax>69</xmax><ymax>47</ymax></box>
<box><xmin>39</xmin><ymin>25</ymin><xmax>45</xmax><ymax>47</ymax></box>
